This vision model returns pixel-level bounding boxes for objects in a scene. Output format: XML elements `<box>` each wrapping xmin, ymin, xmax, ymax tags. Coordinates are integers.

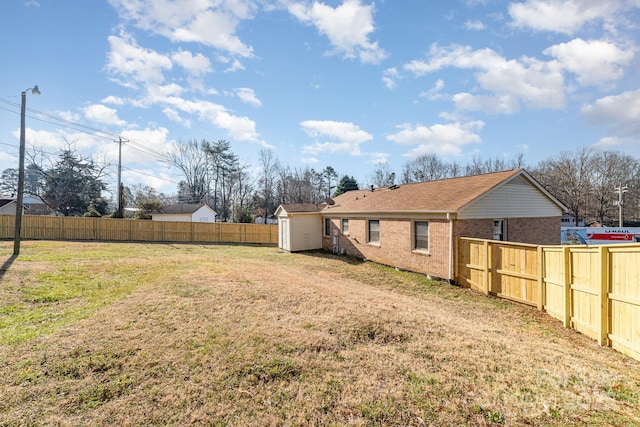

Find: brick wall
<box><xmin>454</xmin><ymin>217</ymin><xmax>560</xmax><ymax>245</ymax></box>
<box><xmin>321</xmin><ymin>215</ymin><xmax>562</xmax><ymax>280</ymax></box>
<box><xmin>323</xmin><ymin>217</ymin><xmax>452</xmax><ymax>280</ymax></box>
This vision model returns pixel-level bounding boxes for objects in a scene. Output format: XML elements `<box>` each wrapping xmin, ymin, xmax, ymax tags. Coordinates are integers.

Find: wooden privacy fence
<box><xmin>0</xmin><ymin>215</ymin><xmax>278</xmax><ymax>245</ymax></box>
<box><xmin>456</xmin><ymin>237</ymin><xmax>640</xmax><ymax>363</ymax></box>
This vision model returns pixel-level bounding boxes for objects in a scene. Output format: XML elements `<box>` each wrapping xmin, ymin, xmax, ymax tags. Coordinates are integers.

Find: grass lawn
<box><xmin>0</xmin><ymin>241</ymin><xmax>639</xmax><ymax>426</ymax></box>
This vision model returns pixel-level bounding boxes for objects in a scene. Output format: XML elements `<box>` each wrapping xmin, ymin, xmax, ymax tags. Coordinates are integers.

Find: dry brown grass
<box><xmin>0</xmin><ymin>241</ymin><xmax>639</xmax><ymax>426</ymax></box>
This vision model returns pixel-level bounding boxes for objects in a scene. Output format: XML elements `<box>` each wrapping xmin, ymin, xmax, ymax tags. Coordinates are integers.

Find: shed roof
<box><xmin>277</xmin><ymin>203</ymin><xmax>326</xmax><ymax>214</ymax></box>
<box><xmin>155</xmin><ymin>204</ymin><xmax>216</xmax><ymax>215</ymax></box>
<box><xmin>324</xmin><ymin>169</ymin><xmax>564</xmax><ymax>214</ymax></box>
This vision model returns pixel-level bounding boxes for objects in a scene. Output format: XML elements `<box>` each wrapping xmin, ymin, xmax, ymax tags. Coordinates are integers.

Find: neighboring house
<box><xmin>255</xmin><ymin>215</ymin><xmax>278</xmax><ymax>225</ymax></box>
<box><xmin>152</xmin><ymin>204</ymin><xmax>217</xmax><ymax>223</ymax></box>
<box><xmin>21</xmin><ymin>195</ymin><xmax>50</xmax><ymax>215</ymax></box>
<box><xmin>561</xmin><ymin>213</ymin><xmax>585</xmax><ymax>227</ymax></box>
<box><xmin>0</xmin><ymin>199</ymin><xmax>26</xmax><ymax>215</ymax></box>
<box><xmin>276</xmin><ymin>169</ymin><xmax>567</xmax><ymax>282</ymax></box>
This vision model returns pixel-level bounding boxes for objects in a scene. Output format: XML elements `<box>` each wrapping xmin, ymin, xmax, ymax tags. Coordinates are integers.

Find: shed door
<box><xmin>280</xmin><ymin>219</ymin><xmax>290</xmax><ymax>251</ymax></box>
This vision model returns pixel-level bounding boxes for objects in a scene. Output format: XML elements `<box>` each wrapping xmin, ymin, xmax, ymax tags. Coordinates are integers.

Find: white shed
<box><xmin>275</xmin><ymin>203</ymin><xmax>324</xmax><ymax>252</ymax></box>
<box><xmin>152</xmin><ymin>204</ymin><xmax>217</xmax><ymax>223</ymax></box>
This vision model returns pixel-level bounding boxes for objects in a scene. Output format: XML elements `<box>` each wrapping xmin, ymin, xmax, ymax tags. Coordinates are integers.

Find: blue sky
<box><xmin>1</xmin><ymin>0</ymin><xmax>639</xmax><ymax>197</ymax></box>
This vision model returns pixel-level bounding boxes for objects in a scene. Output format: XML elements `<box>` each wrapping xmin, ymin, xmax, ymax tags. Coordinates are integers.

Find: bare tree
<box><xmin>402</xmin><ymin>153</ymin><xmax>450</xmax><ymax>183</ymax></box>
<box><xmin>533</xmin><ymin>147</ymin><xmax>596</xmax><ymax>226</ymax></box>
<box><xmin>369</xmin><ymin>162</ymin><xmax>396</xmax><ymax>188</ymax></box>
<box><xmin>255</xmin><ymin>148</ymin><xmax>279</xmax><ymax>221</ymax></box>
<box><xmin>166</xmin><ymin>140</ymin><xmax>209</xmax><ymax>204</ymax></box>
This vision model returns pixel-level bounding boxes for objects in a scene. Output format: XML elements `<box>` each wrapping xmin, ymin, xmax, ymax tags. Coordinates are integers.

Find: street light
<box><xmin>13</xmin><ymin>85</ymin><xmax>40</xmax><ymax>256</ymax></box>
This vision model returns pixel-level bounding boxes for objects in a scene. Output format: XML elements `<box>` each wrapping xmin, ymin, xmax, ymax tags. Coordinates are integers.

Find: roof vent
<box><xmin>370</xmin><ymin>185</ymin><xmax>374</xmax><ymax>192</ymax></box>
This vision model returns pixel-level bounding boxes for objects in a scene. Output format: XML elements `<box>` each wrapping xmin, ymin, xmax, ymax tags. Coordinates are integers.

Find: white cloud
<box><xmin>452</xmin><ymin>93</ymin><xmax>521</xmax><ymax>114</ymax></box>
<box><xmin>382</xmin><ymin>67</ymin><xmax>400</xmax><ymax>90</ymax></box>
<box><xmin>419</xmin><ymin>79</ymin><xmax>445</xmax><ymax>100</ymax></box>
<box><xmin>235</xmin><ymin>87</ymin><xmax>262</xmax><ymax>107</ymax></box>
<box><xmin>582</xmin><ymin>89</ymin><xmax>640</xmax><ymax>136</ymax></box>
<box><xmin>464</xmin><ymin>20</ymin><xmax>485</xmax><ymax>30</ymax></box>
<box><xmin>162</xmin><ymin>108</ymin><xmax>191</xmax><ymax>127</ymax></box>
<box><xmin>105</xmin><ymin>31</ymin><xmax>261</xmax><ymax>146</ymax></box>
<box><xmin>13</xmin><ymin>128</ymin><xmax>110</xmax><ymax>157</ymax></box>
<box><xmin>405</xmin><ymin>44</ymin><xmax>566</xmax><ymax>112</ymax></box>
<box><xmin>543</xmin><ymin>38</ymin><xmax>634</xmax><ymax>86</ymax></box>
<box><xmin>108</xmin><ymin>0</ymin><xmax>256</xmax><ymax>57</ymax></box>
<box><xmin>83</xmin><ymin>104</ymin><xmax>127</xmax><ymax>127</ymax></box>
<box><xmin>386</xmin><ymin>121</ymin><xmax>484</xmax><ymax>157</ymax></box>
<box><xmin>225</xmin><ymin>59</ymin><xmax>245</xmax><ymax>73</ymax></box>
<box><xmin>300</xmin><ymin>120</ymin><xmax>373</xmax><ymax>156</ymax></box>
<box><xmin>369</xmin><ymin>152</ymin><xmax>389</xmax><ymax>164</ymax></box>
<box><xmin>106</xmin><ymin>32</ymin><xmax>173</xmax><ymax>85</ymax></box>
<box><xmin>300</xmin><ymin>156</ymin><xmax>319</xmax><ymax>164</ymax></box>
<box><xmin>119</xmin><ymin>127</ymin><xmax>172</xmax><ymax>164</ymax></box>
<box><xmin>289</xmin><ymin>0</ymin><xmax>387</xmax><ymax>64</ymax></box>
<box><xmin>102</xmin><ymin>96</ymin><xmax>126</xmax><ymax>105</ymax></box>
<box><xmin>592</xmin><ymin>135</ymin><xmax>635</xmax><ymax>151</ymax></box>
<box><xmin>171</xmin><ymin>50</ymin><xmax>213</xmax><ymax>76</ymax></box>
<box><xmin>508</xmin><ymin>0</ymin><xmax>629</xmax><ymax>34</ymax></box>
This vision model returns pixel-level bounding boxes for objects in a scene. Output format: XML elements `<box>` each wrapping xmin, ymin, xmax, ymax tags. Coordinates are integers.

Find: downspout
<box><xmin>447</xmin><ymin>212</ymin><xmax>455</xmax><ymax>284</ymax></box>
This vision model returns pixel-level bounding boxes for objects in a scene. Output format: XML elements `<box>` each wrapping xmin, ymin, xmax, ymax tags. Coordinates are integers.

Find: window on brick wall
<box><xmin>414</xmin><ymin>221</ymin><xmax>429</xmax><ymax>251</ymax></box>
<box><xmin>324</xmin><ymin>218</ymin><xmax>331</xmax><ymax>237</ymax></box>
<box><xmin>368</xmin><ymin>220</ymin><xmax>380</xmax><ymax>243</ymax></box>
<box><xmin>493</xmin><ymin>219</ymin><xmax>506</xmax><ymax>241</ymax></box>
<box><xmin>341</xmin><ymin>218</ymin><xmax>349</xmax><ymax>234</ymax></box>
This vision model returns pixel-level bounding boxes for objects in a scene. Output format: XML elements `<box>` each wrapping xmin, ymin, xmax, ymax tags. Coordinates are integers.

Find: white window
<box><xmin>368</xmin><ymin>220</ymin><xmax>380</xmax><ymax>243</ymax></box>
<box><xmin>414</xmin><ymin>221</ymin><xmax>429</xmax><ymax>251</ymax></box>
<box><xmin>341</xmin><ymin>218</ymin><xmax>349</xmax><ymax>234</ymax></box>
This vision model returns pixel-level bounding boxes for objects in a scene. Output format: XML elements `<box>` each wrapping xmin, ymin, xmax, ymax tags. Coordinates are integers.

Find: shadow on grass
<box><xmin>294</xmin><ymin>249</ymin><xmax>367</xmax><ymax>266</ymax></box>
<box><xmin>0</xmin><ymin>254</ymin><xmax>16</xmax><ymax>280</ymax></box>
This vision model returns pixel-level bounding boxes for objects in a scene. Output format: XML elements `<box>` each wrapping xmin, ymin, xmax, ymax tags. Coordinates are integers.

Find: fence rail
<box><xmin>0</xmin><ymin>215</ymin><xmax>278</xmax><ymax>245</ymax></box>
<box><xmin>456</xmin><ymin>237</ymin><xmax>640</xmax><ymax>362</ymax></box>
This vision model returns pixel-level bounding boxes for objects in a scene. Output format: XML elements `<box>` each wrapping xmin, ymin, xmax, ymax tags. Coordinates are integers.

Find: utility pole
<box><xmin>115</xmin><ymin>137</ymin><xmax>128</xmax><ymax>218</ymax></box>
<box><xmin>614</xmin><ymin>184</ymin><xmax>628</xmax><ymax>227</ymax></box>
<box><xmin>14</xmin><ymin>85</ymin><xmax>40</xmax><ymax>256</ymax></box>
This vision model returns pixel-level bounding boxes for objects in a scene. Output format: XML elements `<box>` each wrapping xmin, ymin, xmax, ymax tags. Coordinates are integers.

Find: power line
<box><xmin>0</xmin><ymin>97</ymin><xmax>169</xmax><ymax>162</ymax></box>
<box><xmin>0</xmin><ymin>96</ymin><xmax>192</xmax><ymax>191</ymax></box>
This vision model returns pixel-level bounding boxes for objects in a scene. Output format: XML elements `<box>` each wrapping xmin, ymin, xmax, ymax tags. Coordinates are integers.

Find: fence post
<box><xmin>537</xmin><ymin>245</ymin><xmax>544</xmax><ymax>311</ymax></box>
<box><xmin>598</xmin><ymin>246</ymin><xmax>610</xmax><ymax>346</ymax></box>
<box><xmin>563</xmin><ymin>246</ymin><xmax>572</xmax><ymax>329</ymax></box>
<box><xmin>483</xmin><ymin>240</ymin><xmax>490</xmax><ymax>295</ymax></box>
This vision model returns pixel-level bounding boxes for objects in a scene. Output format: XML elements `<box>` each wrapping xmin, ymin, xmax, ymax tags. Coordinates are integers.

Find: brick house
<box><xmin>276</xmin><ymin>169</ymin><xmax>566</xmax><ymax>281</ymax></box>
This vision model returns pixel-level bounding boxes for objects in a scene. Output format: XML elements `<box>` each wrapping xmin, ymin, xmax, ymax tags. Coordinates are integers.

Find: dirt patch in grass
<box><xmin>0</xmin><ymin>241</ymin><xmax>639</xmax><ymax>426</ymax></box>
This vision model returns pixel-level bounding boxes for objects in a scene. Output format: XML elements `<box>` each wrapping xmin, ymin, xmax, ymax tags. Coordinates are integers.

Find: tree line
<box><xmin>1</xmin><ymin>139</ymin><xmax>638</xmax><ymax>227</ymax></box>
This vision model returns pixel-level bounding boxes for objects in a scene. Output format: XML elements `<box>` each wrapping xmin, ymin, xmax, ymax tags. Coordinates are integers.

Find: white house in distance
<box><xmin>152</xmin><ymin>204</ymin><xmax>217</xmax><ymax>223</ymax></box>
<box><xmin>0</xmin><ymin>199</ymin><xmax>24</xmax><ymax>215</ymax></box>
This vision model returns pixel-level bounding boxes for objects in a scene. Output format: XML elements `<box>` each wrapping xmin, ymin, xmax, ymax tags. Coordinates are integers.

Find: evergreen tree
<box><xmin>334</xmin><ymin>175</ymin><xmax>359</xmax><ymax>196</ymax></box>
<box><xmin>42</xmin><ymin>149</ymin><xmax>108</xmax><ymax>216</ymax></box>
